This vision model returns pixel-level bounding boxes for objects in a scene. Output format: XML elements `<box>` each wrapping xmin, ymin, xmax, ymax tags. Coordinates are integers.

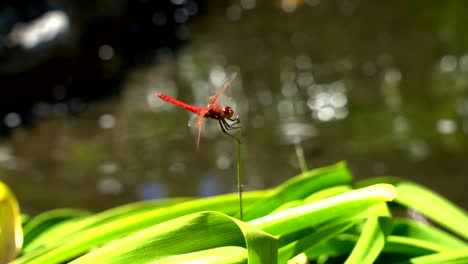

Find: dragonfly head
<box><xmin>223</xmin><ymin>106</ymin><xmax>234</xmax><ymax>118</ymax></box>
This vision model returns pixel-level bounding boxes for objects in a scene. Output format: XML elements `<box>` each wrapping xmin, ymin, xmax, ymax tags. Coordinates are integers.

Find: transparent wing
<box><xmin>188</xmin><ymin>113</ymin><xmax>198</xmax><ymax>127</ymax></box>
<box><xmin>195</xmin><ymin>109</ymin><xmax>208</xmax><ymax>150</ymax></box>
<box><xmin>187</xmin><ymin>109</ymin><xmax>208</xmax><ymax>150</ymax></box>
<box><xmin>209</xmin><ymin>72</ymin><xmax>238</xmax><ymax>105</ymax></box>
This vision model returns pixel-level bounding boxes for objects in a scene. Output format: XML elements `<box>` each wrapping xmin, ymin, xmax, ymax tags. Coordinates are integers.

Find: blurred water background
<box><xmin>1</xmin><ymin>0</ymin><xmax>467</xmax><ymax>214</ymax></box>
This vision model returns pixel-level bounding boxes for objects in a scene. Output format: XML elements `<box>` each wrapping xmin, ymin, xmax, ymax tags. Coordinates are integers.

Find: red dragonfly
<box><xmin>156</xmin><ymin>73</ymin><xmax>240</xmax><ymax>149</ymax></box>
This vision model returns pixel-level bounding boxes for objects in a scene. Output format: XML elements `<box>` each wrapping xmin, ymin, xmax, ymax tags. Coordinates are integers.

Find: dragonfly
<box><xmin>156</xmin><ymin>73</ymin><xmax>240</xmax><ymax>149</ymax></box>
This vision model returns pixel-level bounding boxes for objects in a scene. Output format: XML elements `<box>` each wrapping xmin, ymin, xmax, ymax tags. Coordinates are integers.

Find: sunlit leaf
<box><xmin>23</xmin><ymin>209</ymin><xmax>90</xmax><ymax>248</ymax></box>
<box><xmin>13</xmin><ymin>191</ymin><xmax>268</xmax><ymax>264</ymax></box>
<box><xmin>391</xmin><ymin>218</ymin><xmax>467</xmax><ymax>249</ymax></box>
<box><xmin>400</xmin><ymin>248</ymin><xmax>468</xmax><ymax>264</ymax></box>
<box><xmin>395</xmin><ymin>182</ymin><xmax>468</xmax><ymax>240</ymax></box>
<box><xmin>0</xmin><ymin>181</ymin><xmax>23</xmax><ymax>262</ymax></box>
<box><xmin>22</xmin><ymin>198</ymin><xmax>190</xmax><ymax>253</ymax></box>
<box><xmin>243</xmin><ymin>162</ymin><xmax>352</xmax><ymax>220</ymax></box>
<box><xmin>69</xmin><ymin>211</ymin><xmax>276</xmax><ymax>264</ymax></box>
<box><xmin>150</xmin><ymin>246</ymin><xmax>247</xmax><ymax>264</ymax></box>
<box><xmin>278</xmin><ymin>219</ymin><xmax>359</xmax><ymax>263</ymax></box>
<box><xmin>344</xmin><ymin>217</ymin><xmax>392</xmax><ymax>264</ymax></box>
<box><xmin>250</xmin><ymin>184</ymin><xmax>397</xmax><ymax>237</ymax></box>
<box><xmin>9</xmin><ymin>162</ymin><xmax>468</xmax><ymax>263</ymax></box>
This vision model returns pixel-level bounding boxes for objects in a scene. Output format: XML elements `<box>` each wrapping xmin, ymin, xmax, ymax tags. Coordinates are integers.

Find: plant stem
<box><xmin>294</xmin><ymin>141</ymin><xmax>308</xmax><ymax>173</ymax></box>
<box><xmin>237</xmin><ymin>123</ymin><xmax>243</xmax><ymax>221</ymax></box>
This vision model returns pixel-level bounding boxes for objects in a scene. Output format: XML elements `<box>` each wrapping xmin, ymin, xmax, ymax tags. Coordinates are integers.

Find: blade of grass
<box><xmin>303</xmin><ymin>233</ymin><xmax>357</xmax><ymax>260</ymax></box>
<box><xmin>69</xmin><ymin>211</ymin><xmax>276</xmax><ymax>264</ymax></box>
<box><xmin>23</xmin><ymin>209</ymin><xmax>90</xmax><ymax>248</ymax></box>
<box><xmin>270</xmin><ymin>185</ymin><xmax>353</xmax><ymax>215</ymax></box>
<box><xmin>395</xmin><ymin>182</ymin><xmax>468</xmax><ymax>240</ymax></box>
<box><xmin>277</xmin><ymin>201</ymin><xmax>392</xmax><ymax>247</ymax></box>
<box><xmin>304</xmin><ymin>185</ymin><xmax>352</xmax><ymax>203</ymax></box>
<box><xmin>395</xmin><ymin>248</ymin><xmax>468</xmax><ymax>264</ymax></box>
<box><xmin>243</xmin><ymin>161</ymin><xmax>353</xmax><ymax>220</ymax></box>
<box><xmin>344</xmin><ymin>217</ymin><xmax>393</xmax><ymax>264</ymax></box>
<box><xmin>356</xmin><ymin>177</ymin><xmax>468</xmax><ymax>240</ymax></box>
<box><xmin>22</xmin><ymin>198</ymin><xmax>193</xmax><ymax>253</ymax></box>
<box><xmin>303</xmin><ymin>232</ymin><xmax>452</xmax><ymax>261</ymax></box>
<box><xmin>151</xmin><ymin>246</ymin><xmax>247</xmax><ymax>264</ymax></box>
<box><xmin>13</xmin><ymin>191</ymin><xmax>268</xmax><ymax>264</ymax></box>
<box><xmin>278</xmin><ymin>219</ymin><xmax>360</xmax><ymax>263</ymax></box>
<box><xmin>384</xmin><ymin>235</ymin><xmax>453</xmax><ymax>256</ymax></box>
<box><xmin>269</xmin><ymin>185</ymin><xmax>353</xmax><ymax>215</ymax></box>
<box><xmin>250</xmin><ymin>183</ymin><xmax>397</xmax><ymax>236</ymax></box>
<box><xmin>391</xmin><ymin>218</ymin><xmax>467</xmax><ymax>249</ymax></box>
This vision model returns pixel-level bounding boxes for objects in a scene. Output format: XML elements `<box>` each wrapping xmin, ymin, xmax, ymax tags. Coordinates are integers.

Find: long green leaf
<box><xmin>303</xmin><ymin>234</ymin><xmax>357</xmax><ymax>260</ymax></box>
<box><xmin>250</xmin><ymin>184</ymin><xmax>397</xmax><ymax>236</ymax></box>
<box><xmin>277</xmin><ymin>202</ymin><xmax>391</xmax><ymax>249</ymax></box>
<box><xmin>384</xmin><ymin>235</ymin><xmax>452</xmax><ymax>256</ymax></box>
<box><xmin>13</xmin><ymin>191</ymin><xmax>268</xmax><ymax>264</ymax></box>
<box><xmin>344</xmin><ymin>217</ymin><xmax>392</xmax><ymax>264</ymax></box>
<box><xmin>304</xmin><ymin>185</ymin><xmax>352</xmax><ymax>203</ymax></box>
<box><xmin>397</xmin><ymin>248</ymin><xmax>468</xmax><ymax>264</ymax></box>
<box><xmin>151</xmin><ymin>246</ymin><xmax>247</xmax><ymax>264</ymax></box>
<box><xmin>22</xmin><ymin>198</ymin><xmax>191</xmax><ymax>253</ymax></box>
<box><xmin>69</xmin><ymin>211</ymin><xmax>276</xmax><ymax>264</ymax></box>
<box><xmin>396</xmin><ymin>182</ymin><xmax>468</xmax><ymax>240</ymax></box>
<box><xmin>243</xmin><ymin>162</ymin><xmax>352</xmax><ymax>220</ymax></box>
<box><xmin>391</xmin><ymin>218</ymin><xmax>467</xmax><ymax>249</ymax></box>
<box><xmin>22</xmin><ymin>209</ymin><xmax>90</xmax><ymax>248</ymax></box>
<box><xmin>278</xmin><ymin>219</ymin><xmax>359</xmax><ymax>263</ymax></box>
<box><xmin>303</xmin><ymin>232</ymin><xmax>451</xmax><ymax>261</ymax></box>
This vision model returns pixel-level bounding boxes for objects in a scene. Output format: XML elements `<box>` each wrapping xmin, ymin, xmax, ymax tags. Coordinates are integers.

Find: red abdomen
<box><xmin>156</xmin><ymin>93</ymin><xmax>202</xmax><ymax>114</ymax></box>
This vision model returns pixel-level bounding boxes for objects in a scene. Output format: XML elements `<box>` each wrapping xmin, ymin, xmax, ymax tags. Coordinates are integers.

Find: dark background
<box><xmin>1</xmin><ymin>0</ymin><xmax>467</xmax><ymax>215</ymax></box>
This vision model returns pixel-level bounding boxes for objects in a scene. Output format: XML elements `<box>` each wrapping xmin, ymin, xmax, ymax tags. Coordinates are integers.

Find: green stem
<box><xmin>295</xmin><ymin>141</ymin><xmax>308</xmax><ymax>173</ymax></box>
<box><xmin>237</xmin><ymin>125</ymin><xmax>243</xmax><ymax>221</ymax></box>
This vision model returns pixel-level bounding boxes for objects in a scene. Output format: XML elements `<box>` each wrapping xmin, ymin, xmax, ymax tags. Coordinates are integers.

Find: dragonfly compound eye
<box><xmin>223</xmin><ymin>106</ymin><xmax>234</xmax><ymax>118</ymax></box>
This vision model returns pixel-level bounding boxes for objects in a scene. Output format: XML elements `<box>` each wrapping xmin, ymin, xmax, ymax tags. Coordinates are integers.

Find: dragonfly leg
<box><xmin>218</xmin><ymin>120</ymin><xmax>241</xmax><ymax>144</ymax></box>
<box><xmin>226</xmin><ymin>121</ymin><xmax>241</xmax><ymax>129</ymax></box>
<box><xmin>222</xmin><ymin>118</ymin><xmax>241</xmax><ymax>130</ymax></box>
<box><xmin>227</xmin><ymin>115</ymin><xmax>240</xmax><ymax>126</ymax></box>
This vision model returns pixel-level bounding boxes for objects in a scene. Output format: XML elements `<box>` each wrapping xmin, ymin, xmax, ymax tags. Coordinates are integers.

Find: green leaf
<box><xmin>22</xmin><ymin>209</ymin><xmax>91</xmax><ymax>248</ymax></box>
<box><xmin>13</xmin><ymin>191</ymin><xmax>268</xmax><ymax>264</ymax></box>
<box><xmin>0</xmin><ymin>181</ymin><xmax>22</xmax><ymax>262</ymax></box>
<box><xmin>303</xmin><ymin>232</ymin><xmax>451</xmax><ymax>261</ymax></box>
<box><xmin>391</xmin><ymin>218</ymin><xmax>467</xmax><ymax>249</ymax></box>
<box><xmin>69</xmin><ymin>211</ymin><xmax>276</xmax><ymax>264</ymax></box>
<box><xmin>397</xmin><ymin>248</ymin><xmax>468</xmax><ymax>264</ymax></box>
<box><xmin>151</xmin><ymin>246</ymin><xmax>247</xmax><ymax>264</ymax></box>
<box><xmin>278</xmin><ymin>219</ymin><xmax>359</xmax><ymax>263</ymax></box>
<box><xmin>250</xmin><ymin>183</ymin><xmax>397</xmax><ymax>237</ymax></box>
<box><xmin>270</xmin><ymin>200</ymin><xmax>303</xmax><ymax>214</ymax></box>
<box><xmin>12</xmin><ymin>161</ymin><xmax>467</xmax><ymax>264</ymax></box>
<box><xmin>304</xmin><ymin>185</ymin><xmax>352</xmax><ymax>203</ymax></box>
<box><xmin>303</xmin><ymin>234</ymin><xmax>357</xmax><ymax>260</ymax></box>
<box><xmin>242</xmin><ymin>162</ymin><xmax>352</xmax><ymax>220</ymax></box>
<box><xmin>395</xmin><ymin>182</ymin><xmax>468</xmax><ymax>240</ymax></box>
<box><xmin>21</xmin><ymin>198</ymin><xmax>191</xmax><ymax>254</ymax></box>
<box><xmin>384</xmin><ymin>235</ymin><xmax>452</xmax><ymax>256</ymax></box>
<box><xmin>344</xmin><ymin>217</ymin><xmax>392</xmax><ymax>264</ymax></box>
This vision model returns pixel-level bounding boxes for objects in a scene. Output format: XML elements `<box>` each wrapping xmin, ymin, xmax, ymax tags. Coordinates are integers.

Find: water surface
<box><xmin>2</xmin><ymin>1</ymin><xmax>468</xmax><ymax>213</ymax></box>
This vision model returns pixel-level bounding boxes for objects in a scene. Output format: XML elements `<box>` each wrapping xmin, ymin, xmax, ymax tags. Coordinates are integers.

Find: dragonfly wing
<box><xmin>209</xmin><ymin>72</ymin><xmax>238</xmax><ymax>105</ymax></box>
<box><xmin>188</xmin><ymin>113</ymin><xmax>198</xmax><ymax>127</ymax></box>
<box><xmin>196</xmin><ymin>112</ymin><xmax>204</xmax><ymax>150</ymax></box>
<box><xmin>188</xmin><ymin>109</ymin><xmax>208</xmax><ymax>150</ymax></box>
